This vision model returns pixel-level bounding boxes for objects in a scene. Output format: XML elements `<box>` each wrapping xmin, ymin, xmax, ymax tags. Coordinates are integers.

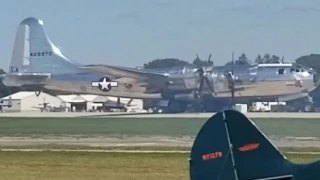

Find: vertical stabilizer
<box><xmin>224</xmin><ymin>110</ymin><xmax>291</xmax><ymax>179</ymax></box>
<box><xmin>9</xmin><ymin>17</ymin><xmax>81</xmax><ymax>74</ymax></box>
<box><xmin>189</xmin><ymin>112</ymin><xmax>237</xmax><ymax>180</ymax></box>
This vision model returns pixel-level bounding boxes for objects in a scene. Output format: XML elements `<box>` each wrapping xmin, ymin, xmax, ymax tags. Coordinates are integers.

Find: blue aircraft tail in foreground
<box><xmin>189</xmin><ymin>110</ymin><xmax>320</xmax><ymax>180</ymax></box>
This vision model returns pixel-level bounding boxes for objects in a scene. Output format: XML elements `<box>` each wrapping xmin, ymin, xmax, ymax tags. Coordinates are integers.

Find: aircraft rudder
<box><xmin>9</xmin><ymin>19</ymin><xmax>31</xmax><ymax>73</ymax></box>
<box><xmin>224</xmin><ymin>110</ymin><xmax>290</xmax><ymax>179</ymax></box>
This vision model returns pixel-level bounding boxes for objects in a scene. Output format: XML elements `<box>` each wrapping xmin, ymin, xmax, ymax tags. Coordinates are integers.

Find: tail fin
<box><xmin>189</xmin><ymin>112</ymin><xmax>238</xmax><ymax>180</ymax></box>
<box><xmin>9</xmin><ymin>17</ymin><xmax>81</xmax><ymax>74</ymax></box>
<box><xmin>190</xmin><ymin>110</ymin><xmax>292</xmax><ymax>180</ymax></box>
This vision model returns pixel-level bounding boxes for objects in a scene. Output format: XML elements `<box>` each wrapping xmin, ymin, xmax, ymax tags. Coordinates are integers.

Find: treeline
<box><xmin>143</xmin><ymin>53</ymin><xmax>320</xmax><ymax>74</ymax></box>
<box><xmin>143</xmin><ymin>55</ymin><xmax>213</xmax><ymax>69</ymax></box>
<box><xmin>143</xmin><ymin>53</ymin><xmax>286</xmax><ymax>69</ymax></box>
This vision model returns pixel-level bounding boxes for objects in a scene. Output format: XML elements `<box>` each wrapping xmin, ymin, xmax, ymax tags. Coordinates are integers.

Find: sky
<box><xmin>1</xmin><ymin>0</ymin><xmax>320</xmax><ymax>70</ymax></box>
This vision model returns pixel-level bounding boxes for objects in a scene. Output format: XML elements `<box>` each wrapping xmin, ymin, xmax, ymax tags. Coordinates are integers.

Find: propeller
<box><xmin>195</xmin><ymin>54</ymin><xmax>215</xmax><ymax>98</ymax></box>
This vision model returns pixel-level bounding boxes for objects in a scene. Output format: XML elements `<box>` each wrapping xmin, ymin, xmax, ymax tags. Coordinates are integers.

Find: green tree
<box><xmin>263</xmin><ymin>53</ymin><xmax>271</xmax><ymax>62</ymax></box>
<box><xmin>236</xmin><ymin>53</ymin><xmax>250</xmax><ymax>65</ymax></box>
<box><xmin>270</xmin><ymin>55</ymin><xmax>280</xmax><ymax>63</ymax></box>
<box><xmin>143</xmin><ymin>58</ymin><xmax>190</xmax><ymax>69</ymax></box>
<box><xmin>295</xmin><ymin>54</ymin><xmax>320</xmax><ymax>73</ymax></box>
<box><xmin>255</xmin><ymin>54</ymin><xmax>263</xmax><ymax>64</ymax></box>
<box><xmin>263</xmin><ymin>53</ymin><xmax>270</xmax><ymax>62</ymax></box>
<box><xmin>260</xmin><ymin>53</ymin><xmax>281</xmax><ymax>63</ymax></box>
<box><xmin>224</xmin><ymin>53</ymin><xmax>251</xmax><ymax>66</ymax></box>
<box><xmin>298</xmin><ymin>54</ymin><xmax>320</xmax><ymax>99</ymax></box>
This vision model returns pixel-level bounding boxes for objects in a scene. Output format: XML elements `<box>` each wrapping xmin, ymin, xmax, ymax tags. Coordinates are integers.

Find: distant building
<box><xmin>0</xmin><ymin>91</ymin><xmax>62</xmax><ymax>112</ymax></box>
<box><xmin>57</xmin><ymin>94</ymin><xmax>143</xmax><ymax>112</ymax></box>
<box><xmin>0</xmin><ymin>91</ymin><xmax>144</xmax><ymax>112</ymax></box>
<box><xmin>58</xmin><ymin>94</ymin><xmax>108</xmax><ymax>112</ymax></box>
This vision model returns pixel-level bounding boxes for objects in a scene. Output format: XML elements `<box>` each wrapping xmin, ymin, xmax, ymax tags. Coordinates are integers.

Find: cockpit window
<box><xmin>278</xmin><ymin>69</ymin><xmax>285</xmax><ymax>75</ymax></box>
<box><xmin>290</xmin><ymin>68</ymin><xmax>294</xmax><ymax>72</ymax></box>
<box><xmin>295</xmin><ymin>69</ymin><xmax>300</xmax><ymax>72</ymax></box>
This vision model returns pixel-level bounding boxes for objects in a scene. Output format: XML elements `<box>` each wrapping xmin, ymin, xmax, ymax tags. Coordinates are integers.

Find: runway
<box><xmin>0</xmin><ymin>135</ymin><xmax>320</xmax><ymax>149</ymax></box>
<box><xmin>0</xmin><ymin>148</ymin><xmax>319</xmax><ymax>155</ymax></box>
<box><xmin>1</xmin><ymin>111</ymin><xmax>320</xmax><ymax>118</ymax></box>
<box><xmin>1</xmin><ymin>111</ymin><xmax>320</xmax><ymax>151</ymax></box>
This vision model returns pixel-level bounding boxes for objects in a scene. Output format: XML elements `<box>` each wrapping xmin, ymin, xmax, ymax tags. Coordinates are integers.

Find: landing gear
<box><xmin>168</xmin><ymin>100</ymin><xmax>187</xmax><ymax>113</ymax></box>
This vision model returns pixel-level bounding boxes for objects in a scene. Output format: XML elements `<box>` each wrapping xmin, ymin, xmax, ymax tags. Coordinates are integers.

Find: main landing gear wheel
<box><xmin>168</xmin><ymin>100</ymin><xmax>187</xmax><ymax>113</ymax></box>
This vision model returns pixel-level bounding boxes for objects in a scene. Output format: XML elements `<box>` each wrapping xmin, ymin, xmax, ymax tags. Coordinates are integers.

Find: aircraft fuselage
<box><xmin>2</xmin><ymin>64</ymin><xmax>317</xmax><ymax>102</ymax></box>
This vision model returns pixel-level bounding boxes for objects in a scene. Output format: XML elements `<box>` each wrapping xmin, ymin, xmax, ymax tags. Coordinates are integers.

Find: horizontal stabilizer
<box><xmin>2</xmin><ymin>73</ymin><xmax>51</xmax><ymax>87</ymax></box>
<box><xmin>5</xmin><ymin>73</ymin><xmax>51</xmax><ymax>79</ymax></box>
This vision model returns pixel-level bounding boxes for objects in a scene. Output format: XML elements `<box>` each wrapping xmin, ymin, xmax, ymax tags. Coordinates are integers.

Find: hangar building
<box><xmin>0</xmin><ymin>92</ymin><xmax>144</xmax><ymax>112</ymax></box>
<box><xmin>0</xmin><ymin>91</ymin><xmax>62</xmax><ymax>112</ymax></box>
<box><xmin>58</xmin><ymin>94</ymin><xmax>108</xmax><ymax>112</ymax></box>
<box><xmin>57</xmin><ymin>94</ymin><xmax>143</xmax><ymax>112</ymax></box>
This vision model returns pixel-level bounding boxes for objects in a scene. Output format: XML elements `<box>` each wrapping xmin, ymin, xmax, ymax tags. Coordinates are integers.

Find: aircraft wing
<box><xmin>81</xmin><ymin>65</ymin><xmax>168</xmax><ymax>82</ymax></box>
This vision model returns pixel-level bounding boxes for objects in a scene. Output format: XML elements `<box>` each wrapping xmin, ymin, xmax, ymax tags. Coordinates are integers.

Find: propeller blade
<box><xmin>205</xmin><ymin>54</ymin><xmax>212</xmax><ymax>72</ymax></box>
<box><xmin>198</xmin><ymin>76</ymin><xmax>215</xmax><ymax>97</ymax></box>
<box><xmin>198</xmin><ymin>76</ymin><xmax>205</xmax><ymax>96</ymax></box>
<box><xmin>204</xmin><ymin>76</ymin><xmax>215</xmax><ymax>95</ymax></box>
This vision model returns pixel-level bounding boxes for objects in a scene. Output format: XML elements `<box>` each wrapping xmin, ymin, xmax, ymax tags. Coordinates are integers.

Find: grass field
<box><xmin>0</xmin><ymin>151</ymin><xmax>319</xmax><ymax>180</ymax></box>
<box><xmin>1</xmin><ymin>117</ymin><xmax>320</xmax><ymax>137</ymax></box>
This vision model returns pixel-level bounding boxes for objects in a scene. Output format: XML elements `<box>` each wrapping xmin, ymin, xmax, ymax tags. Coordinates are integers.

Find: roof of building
<box><xmin>79</xmin><ymin>94</ymin><xmax>98</xmax><ymax>101</ymax></box>
<box><xmin>1</xmin><ymin>91</ymin><xmax>35</xmax><ymax>100</ymax></box>
<box><xmin>58</xmin><ymin>94</ymin><xmax>110</xmax><ymax>103</ymax></box>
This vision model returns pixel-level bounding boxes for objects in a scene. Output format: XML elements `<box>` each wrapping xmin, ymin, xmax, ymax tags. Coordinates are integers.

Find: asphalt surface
<box><xmin>0</xmin><ymin>136</ymin><xmax>319</xmax><ymax>149</ymax></box>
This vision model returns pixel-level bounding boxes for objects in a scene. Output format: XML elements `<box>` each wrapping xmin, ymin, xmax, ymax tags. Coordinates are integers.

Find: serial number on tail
<box><xmin>202</xmin><ymin>151</ymin><xmax>223</xmax><ymax>161</ymax></box>
<box><xmin>30</xmin><ymin>52</ymin><xmax>52</xmax><ymax>57</ymax></box>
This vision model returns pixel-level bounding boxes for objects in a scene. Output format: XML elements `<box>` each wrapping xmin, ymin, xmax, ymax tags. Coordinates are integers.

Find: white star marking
<box><xmin>91</xmin><ymin>77</ymin><xmax>118</xmax><ymax>91</ymax></box>
<box><xmin>99</xmin><ymin>77</ymin><xmax>111</xmax><ymax>90</ymax></box>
